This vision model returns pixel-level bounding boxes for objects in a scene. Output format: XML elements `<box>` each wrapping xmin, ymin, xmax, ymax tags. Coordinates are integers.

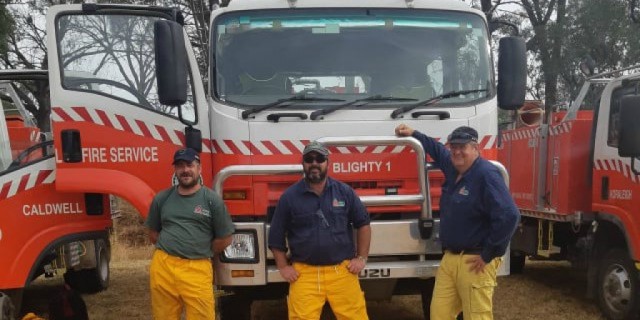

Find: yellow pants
<box><xmin>430</xmin><ymin>251</ymin><xmax>502</xmax><ymax>320</ymax></box>
<box><xmin>149</xmin><ymin>249</ymin><xmax>215</xmax><ymax>320</ymax></box>
<box><xmin>288</xmin><ymin>260</ymin><xmax>368</xmax><ymax>320</ymax></box>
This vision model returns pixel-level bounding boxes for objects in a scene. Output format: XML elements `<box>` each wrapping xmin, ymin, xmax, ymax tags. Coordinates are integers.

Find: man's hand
<box><xmin>465</xmin><ymin>255</ymin><xmax>487</xmax><ymax>274</ymax></box>
<box><xmin>212</xmin><ymin>235</ymin><xmax>233</xmax><ymax>254</ymax></box>
<box><xmin>395</xmin><ymin>124</ymin><xmax>414</xmax><ymax>137</ymax></box>
<box><xmin>347</xmin><ymin>257</ymin><xmax>366</xmax><ymax>274</ymax></box>
<box><xmin>147</xmin><ymin>229</ymin><xmax>159</xmax><ymax>245</ymax></box>
<box><xmin>278</xmin><ymin>265</ymin><xmax>299</xmax><ymax>283</ymax></box>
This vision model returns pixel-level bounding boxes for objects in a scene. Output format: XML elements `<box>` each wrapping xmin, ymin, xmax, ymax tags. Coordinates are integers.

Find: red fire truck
<box><xmin>500</xmin><ymin>65</ymin><xmax>640</xmax><ymax>320</ymax></box>
<box><xmin>2</xmin><ymin>0</ymin><xmax>526</xmax><ymax>318</ymax></box>
<box><xmin>0</xmin><ymin>70</ymin><xmax>112</xmax><ymax>319</ymax></box>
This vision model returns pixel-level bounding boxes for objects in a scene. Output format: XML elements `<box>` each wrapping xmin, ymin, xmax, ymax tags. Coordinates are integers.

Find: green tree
<box><xmin>483</xmin><ymin>0</ymin><xmax>640</xmax><ymax>110</ymax></box>
<box><xmin>0</xmin><ymin>5</ymin><xmax>14</xmax><ymax>58</ymax></box>
<box><xmin>562</xmin><ymin>0</ymin><xmax>640</xmax><ymax>95</ymax></box>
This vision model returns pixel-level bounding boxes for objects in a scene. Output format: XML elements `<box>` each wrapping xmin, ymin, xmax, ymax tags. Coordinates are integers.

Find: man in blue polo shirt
<box><xmin>395</xmin><ymin>124</ymin><xmax>519</xmax><ymax>320</ymax></box>
<box><xmin>268</xmin><ymin>141</ymin><xmax>371</xmax><ymax>320</ymax></box>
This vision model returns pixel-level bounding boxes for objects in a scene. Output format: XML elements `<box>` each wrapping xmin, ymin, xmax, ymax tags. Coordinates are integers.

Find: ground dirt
<box><xmin>18</xmin><ymin>200</ymin><xmax>606</xmax><ymax>320</ymax></box>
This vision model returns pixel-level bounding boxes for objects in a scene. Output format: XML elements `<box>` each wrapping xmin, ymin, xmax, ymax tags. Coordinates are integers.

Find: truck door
<box><xmin>592</xmin><ymin>77</ymin><xmax>640</xmax><ymax>251</ymax></box>
<box><xmin>46</xmin><ymin>5</ymin><xmax>209</xmax><ymax>215</ymax></box>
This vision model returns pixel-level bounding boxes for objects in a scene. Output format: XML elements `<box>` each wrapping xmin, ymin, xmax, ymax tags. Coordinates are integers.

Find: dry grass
<box><xmin>21</xmin><ymin>249</ymin><xmax>608</xmax><ymax>320</ymax></box>
<box><xmin>19</xmin><ymin>198</ymin><xmax>607</xmax><ymax>319</ymax></box>
<box><xmin>112</xmin><ymin>198</ymin><xmax>152</xmax><ymax>248</ymax></box>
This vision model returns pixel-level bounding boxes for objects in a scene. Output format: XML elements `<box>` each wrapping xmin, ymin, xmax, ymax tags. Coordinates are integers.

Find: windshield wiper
<box><xmin>310</xmin><ymin>95</ymin><xmax>418</xmax><ymax>120</ymax></box>
<box><xmin>390</xmin><ymin>89</ymin><xmax>488</xmax><ymax>119</ymax></box>
<box><xmin>241</xmin><ymin>94</ymin><xmax>345</xmax><ymax>119</ymax></box>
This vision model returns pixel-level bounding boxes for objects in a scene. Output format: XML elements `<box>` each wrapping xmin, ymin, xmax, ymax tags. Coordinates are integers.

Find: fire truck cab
<box><xmin>0</xmin><ymin>70</ymin><xmax>112</xmax><ymax>318</ymax></box>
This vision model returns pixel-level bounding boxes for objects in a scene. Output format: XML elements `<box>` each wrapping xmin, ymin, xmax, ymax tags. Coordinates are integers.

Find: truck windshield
<box><xmin>212</xmin><ymin>9</ymin><xmax>492</xmax><ymax>109</ymax></box>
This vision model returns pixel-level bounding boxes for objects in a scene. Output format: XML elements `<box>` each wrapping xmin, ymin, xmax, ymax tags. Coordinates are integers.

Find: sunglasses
<box><xmin>447</xmin><ymin>132</ymin><xmax>478</xmax><ymax>143</ymax></box>
<box><xmin>303</xmin><ymin>154</ymin><xmax>328</xmax><ymax>164</ymax></box>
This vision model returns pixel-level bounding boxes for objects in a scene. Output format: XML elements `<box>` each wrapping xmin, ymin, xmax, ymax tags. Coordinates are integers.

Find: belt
<box><xmin>445</xmin><ymin>248</ymin><xmax>483</xmax><ymax>255</ymax></box>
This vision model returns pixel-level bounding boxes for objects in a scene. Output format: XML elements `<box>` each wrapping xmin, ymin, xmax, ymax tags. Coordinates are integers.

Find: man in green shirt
<box><xmin>145</xmin><ymin>148</ymin><xmax>234</xmax><ymax>320</ymax></box>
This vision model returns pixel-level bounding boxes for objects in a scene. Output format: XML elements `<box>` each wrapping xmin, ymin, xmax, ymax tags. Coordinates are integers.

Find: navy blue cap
<box><xmin>447</xmin><ymin>126</ymin><xmax>478</xmax><ymax>144</ymax></box>
<box><xmin>172</xmin><ymin>148</ymin><xmax>200</xmax><ymax>164</ymax></box>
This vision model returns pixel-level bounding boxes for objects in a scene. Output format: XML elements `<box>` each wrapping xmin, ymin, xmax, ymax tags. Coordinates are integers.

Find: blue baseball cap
<box><xmin>172</xmin><ymin>148</ymin><xmax>200</xmax><ymax>164</ymax></box>
<box><xmin>447</xmin><ymin>126</ymin><xmax>478</xmax><ymax>144</ymax></box>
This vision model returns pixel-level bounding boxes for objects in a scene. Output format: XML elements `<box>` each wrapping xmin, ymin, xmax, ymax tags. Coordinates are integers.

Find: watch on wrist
<box><xmin>357</xmin><ymin>255</ymin><xmax>367</xmax><ymax>263</ymax></box>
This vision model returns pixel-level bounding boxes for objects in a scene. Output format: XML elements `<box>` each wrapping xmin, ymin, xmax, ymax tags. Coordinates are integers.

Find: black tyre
<box><xmin>65</xmin><ymin>239</ymin><xmax>110</xmax><ymax>293</ymax></box>
<box><xmin>420</xmin><ymin>277</ymin><xmax>436</xmax><ymax>319</ymax></box>
<box><xmin>510</xmin><ymin>251</ymin><xmax>526</xmax><ymax>274</ymax></box>
<box><xmin>0</xmin><ymin>292</ymin><xmax>15</xmax><ymax>320</ymax></box>
<box><xmin>597</xmin><ymin>249</ymin><xmax>640</xmax><ymax>320</ymax></box>
<box><xmin>218</xmin><ymin>295</ymin><xmax>251</xmax><ymax>320</ymax></box>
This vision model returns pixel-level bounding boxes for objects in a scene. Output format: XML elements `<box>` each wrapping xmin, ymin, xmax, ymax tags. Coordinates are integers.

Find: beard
<box><xmin>178</xmin><ymin>173</ymin><xmax>199</xmax><ymax>188</ymax></box>
<box><xmin>304</xmin><ymin>165</ymin><xmax>327</xmax><ymax>183</ymax></box>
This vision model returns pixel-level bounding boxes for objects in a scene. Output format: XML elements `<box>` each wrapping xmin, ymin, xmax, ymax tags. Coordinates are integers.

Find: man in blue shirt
<box><xmin>395</xmin><ymin>124</ymin><xmax>519</xmax><ymax>320</ymax></box>
<box><xmin>268</xmin><ymin>141</ymin><xmax>371</xmax><ymax>320</ymax></box>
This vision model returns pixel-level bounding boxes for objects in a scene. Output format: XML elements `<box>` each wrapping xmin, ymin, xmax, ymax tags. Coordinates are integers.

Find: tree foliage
<box><xmin>0</xmin><ymin>5</ymin><xmax>14</xmax><ymax>57</ymax></box>
<box><xmin>480</xmin><ymin>0</ymin><xmax>640</xmax><ymax>112</ymax></box>
<box><xmin>4</xmin><ymin>0</ymin><xmax>640</xmax><ymax>131</ymax></box>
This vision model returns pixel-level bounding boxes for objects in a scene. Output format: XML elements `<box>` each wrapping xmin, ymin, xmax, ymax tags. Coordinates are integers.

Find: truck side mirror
<box><xmin>618</xmin><ymin>95</ymin><xmax>640</xmax><ymax>157</ymax></box>
<box><xmin>497</xmin><ymin>37</ymin><xmax>527</xmax><ymax>111</ymax></box>
<box><xmin>154</xmin><ymin>20</ymin><xmax>188</xmax><ymax>108</ymax></box>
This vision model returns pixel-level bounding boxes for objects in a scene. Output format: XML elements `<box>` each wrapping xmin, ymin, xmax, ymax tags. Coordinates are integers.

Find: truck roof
<box><xmin>222</xmin><ymin>0</ymin><xmax>480</xmax><ymax>15</ymax></box>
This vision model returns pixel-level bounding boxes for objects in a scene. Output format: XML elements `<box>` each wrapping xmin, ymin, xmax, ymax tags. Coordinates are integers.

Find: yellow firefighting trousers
<box><xmin>430</xmin><ymin>251</ymin><xmax>502</xmax><ymax>320</ymax></box>
<box><xmin>149</xmin><ymin>249</ymin><xmax>215</xmax><ymax>320</ymax></box>
<box><xmin>288</xmin><ymin>260</ymin><xmax>368</xmax><ymax>320</ymax></box>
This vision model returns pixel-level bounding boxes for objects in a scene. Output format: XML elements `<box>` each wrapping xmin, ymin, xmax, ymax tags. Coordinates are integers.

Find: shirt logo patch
<box><xmin>194</xmin><ymin>205</ymin><xmax>211</xmax><ymax>217</ymax></box>
<box><xmin>458</xmin><ymin>186</ymin><xmax>469</xmax><ymax>196</ymax></box>
<box><xmin>332</xmin><ymin>198</ymin><xmax>345</xmax><ymax>207</ymax></box>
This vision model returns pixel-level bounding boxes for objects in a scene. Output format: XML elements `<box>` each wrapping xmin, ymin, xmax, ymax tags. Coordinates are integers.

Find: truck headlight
<box><xmin>221</xmin><ymin>231</ymin><xmax>258</xmax><ymax>263</ymax></box>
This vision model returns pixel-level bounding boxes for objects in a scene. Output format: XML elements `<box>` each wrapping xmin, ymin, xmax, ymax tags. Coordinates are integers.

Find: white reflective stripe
<box><xmin>336</xmin><ymin>146</ymin><xmax>351</xmax><ymax>154</ymax></box>
<box><xmin>291</xmin><ymin>140</ymin><xmax>306</xmax><ymax>154</ymax></box>
<box><xmin>87</xmin><ymin>107</ymin><xmax>104</xmax><ymax>126</ymax></box>
<box><xmin>146</xmin><ymin>123</ymin><xmax>163</xmax><ymax>141</ymax></box>
<box><xmin>216</xmin><ymin>139</ymin><xmax>233</xmax><ymax>154</ymax></box>
<box><xmin>50</xmin><ymin>111</ymin><xmax>63</xmax><ymax>122</ymax></box>
<box><xmin>235</xmin><ymin>140</ymin><xmax>252</xmax><ymax>155</ymax></box>
<box><xmin>26</xmin><ymin>172</ymin><xmax>39</xmax><ymax>190</ymax></box>
<box><xmin>7</xmin><ymin>176</ymin><xmax>21</xmax><ymax>198</ymax></box>
<box><xmin>372</xmin><ymin>146</ymin><xmax>387</xmax><ymax>154</ymax></box>
<box><xmin>66</xmin><ymin>108</ymin><xmax>84</xmax><ymax>122</ymax></box>
<box><xmin>43</xmin><ymin>170</ymin><xmax>56</xmax><ymax>184</ymax></box>
<box><xmin>166</xmin><ymin>130</ymin><xmax>183</xmax><ymax>146</ymax></box>
<box><xmin>128</xmin><ymin>118</ymin><xmax>143</xmax><ymax>136</ymax></box>
<box><xmin>391</xmin><ymin>146</ymin><xmax>405</xmax><ymax>153</ymax></box>
<box><xmin>271</xmin><ymin>140</ymin><xmax>291</xmax><ymax>155</ymax></box>
<box><xmin>252</xmin><ymin>141</ymin><xmax>272</xmax><ymax>155</ymax></box>
<box><xmin>107</xmin><ymin>112</ymin><xmax>124</xmax><ymax>131</ymax></box>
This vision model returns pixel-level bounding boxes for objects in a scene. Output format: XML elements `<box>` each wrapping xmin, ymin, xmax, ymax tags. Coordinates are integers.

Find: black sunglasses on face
<box><xmin>303</xmin><ymin>154</ymin><xmax>327</xmax><ymax>164</ymax></box>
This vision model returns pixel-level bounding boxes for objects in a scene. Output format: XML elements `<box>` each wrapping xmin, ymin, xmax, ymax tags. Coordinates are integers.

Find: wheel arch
<box><xmin>22</xmin><ymin>230</ymin><xmax>109</xmax><ymax>288</ymax></box>
<box><xmin>594</xmin><ymin>213</ymin><xmax>634</xmax><ymax>259</ymax></box>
